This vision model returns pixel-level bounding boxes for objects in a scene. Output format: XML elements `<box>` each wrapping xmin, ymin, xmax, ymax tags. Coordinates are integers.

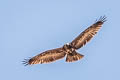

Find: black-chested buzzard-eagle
<box><xmin>23</xmin><ymin>16</ymin><xmax>106</xmax><ymax>66</ymax></box>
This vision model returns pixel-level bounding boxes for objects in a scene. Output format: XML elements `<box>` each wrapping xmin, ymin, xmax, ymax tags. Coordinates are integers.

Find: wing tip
<box><xmin>95</xmin><ymin>15</ymin><xmax>107</xmax><ymax>23</ymax></box>
<box><xmin>22</xmin><ymin>57</ymin><xmax>31</xmax><ymax>66</ymax></box>
<box><xmin>99</xmin><ymin>15</ymin><xmax>107</xmax><ymax>22</ymax></box>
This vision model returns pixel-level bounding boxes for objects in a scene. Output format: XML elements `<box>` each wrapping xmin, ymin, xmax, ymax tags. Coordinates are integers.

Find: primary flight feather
<box><xmin>23</xmin><ymin>16</ymin><xmax>106</xmax><ymax>66</ymax></box>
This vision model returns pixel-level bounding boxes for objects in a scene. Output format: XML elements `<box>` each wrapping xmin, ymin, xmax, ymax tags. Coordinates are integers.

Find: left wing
<box><xmin>23</xmin><ymin>48</ymin><xmax>66</xmax><ymax>65</ymax></box>
<box><xmin>70</xmin><ymin>16</ymin><xmax>106</xmax><ymax>49</ymax></box>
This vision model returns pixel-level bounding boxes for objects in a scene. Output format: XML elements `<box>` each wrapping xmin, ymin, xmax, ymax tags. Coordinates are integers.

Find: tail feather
<box><xmin>66</xmin><ymin>51</ymin><xmax>84</xmax><ymax>62</ymax></box>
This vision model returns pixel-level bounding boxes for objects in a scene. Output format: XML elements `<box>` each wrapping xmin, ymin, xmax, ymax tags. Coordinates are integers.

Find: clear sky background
<box><xmin>0</xmin><ymin>0</ymin><xmax>120</xmax><ymax>80</ymax></box>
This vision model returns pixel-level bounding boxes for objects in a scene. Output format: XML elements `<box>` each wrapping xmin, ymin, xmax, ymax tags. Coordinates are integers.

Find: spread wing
<box><xmin>70</xmin><ymin>16</ymin><xmax>107</xmax><ymax>49</ymax></box>
<box><xmin>23</xmin><ymin>48</ymin><xmax>66</xmax><ymax>65</ymax></box>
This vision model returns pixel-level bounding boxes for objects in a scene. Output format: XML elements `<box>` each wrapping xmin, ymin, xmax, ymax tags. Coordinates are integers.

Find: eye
<box><xmin>69</xmin><ymin>44</ymin><xmax>73</xmax><ymax>48</ymax></box>
<box><xmin>69</xmin><ymin>45</ymin><xmax>72</xmax><ymax>48</ymax></box>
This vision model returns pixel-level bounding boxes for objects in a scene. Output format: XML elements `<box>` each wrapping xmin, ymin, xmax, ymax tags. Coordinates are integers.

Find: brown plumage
<box><xmin>28</xmin><ymin>48</ymin><xmax>66</xmax><ymax>64</ymax></box>
<box><xmin>23</xmin><ymin>16</ymin><xmax>106</xmax><ymax>66</ymax></box>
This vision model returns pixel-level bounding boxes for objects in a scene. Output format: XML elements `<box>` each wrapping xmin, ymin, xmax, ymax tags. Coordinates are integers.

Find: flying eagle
<box><xmin>23</xmin><ymin>16</ymin><xmax>106</xmax><ymax>66</ymax></box>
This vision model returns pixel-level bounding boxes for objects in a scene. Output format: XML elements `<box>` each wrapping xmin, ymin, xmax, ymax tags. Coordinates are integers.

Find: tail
<box><xmin>66</xmin><ymin>51</ymin><xmax>84</xmax><ymax>62</ymax></box>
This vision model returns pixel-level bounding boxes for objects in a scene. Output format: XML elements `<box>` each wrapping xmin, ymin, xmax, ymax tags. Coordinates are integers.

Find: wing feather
<box><xmin>70</xmin><ymin>16</ymin><xmax>107</xmax><ymax>49</ymax></box>
<box><xmin>23</xmin><ymin>48</ymin><xmax>66</xmax><ymax>65</ymax></box>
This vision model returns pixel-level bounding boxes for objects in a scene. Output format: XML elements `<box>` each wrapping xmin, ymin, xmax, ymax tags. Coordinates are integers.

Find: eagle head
<box><xmin>63</xmin><ymin>43</ymin><xmax>72</xmax><ymax>50</ymax></box>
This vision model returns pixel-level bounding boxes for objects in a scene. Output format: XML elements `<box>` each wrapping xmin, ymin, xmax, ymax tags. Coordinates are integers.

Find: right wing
<box><xmin>70</xmin><ymin>16</ymin><xmax>106</xmax><ymax>49</ymax></box>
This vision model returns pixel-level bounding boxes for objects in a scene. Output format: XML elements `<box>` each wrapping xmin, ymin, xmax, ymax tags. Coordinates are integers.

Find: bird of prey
<box><xmin>23</xmin><ymin>16</ymin><xmax>106</xmax><ymax>66</ymax></box>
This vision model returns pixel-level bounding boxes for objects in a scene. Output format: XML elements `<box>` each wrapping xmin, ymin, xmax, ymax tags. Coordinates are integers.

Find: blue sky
<box><xmin>0</xmin><ymin>0</ymin><xmax>120</xmax><ymax>80</ymax></box>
